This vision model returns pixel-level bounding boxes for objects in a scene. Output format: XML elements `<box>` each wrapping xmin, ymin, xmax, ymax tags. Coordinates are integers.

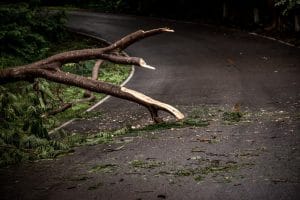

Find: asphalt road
<box><xmin>0</xmin><ymin>11</ymin><xmax>299</xmax><ymax>200</ymax></box>
<box><xmin>66</xmin><ymin>11</ymin><xmax>300</xmax><ymax>109</ymax></box>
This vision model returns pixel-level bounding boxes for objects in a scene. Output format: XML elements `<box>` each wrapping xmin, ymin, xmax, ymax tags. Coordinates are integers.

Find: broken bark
<box><xmin>0</xmin><ymin>28</ymin><xmax>184</xmax><ymax>122</ymax></box>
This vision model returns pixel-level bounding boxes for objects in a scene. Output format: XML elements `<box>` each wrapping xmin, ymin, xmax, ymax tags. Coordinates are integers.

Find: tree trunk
<box><xmin>253</xmin><ymin>8</ymin><xmax>260</xmax><ymax>24</ymax></box>
<box><xmin>295</xmin><ymin>14</ymin><xmax>300</xmax><ymax>32</ymax></box>
<box><xmin>223</xmin><ymin>2</ymin><xmax>228</xmax><ymax>19</ymax></box>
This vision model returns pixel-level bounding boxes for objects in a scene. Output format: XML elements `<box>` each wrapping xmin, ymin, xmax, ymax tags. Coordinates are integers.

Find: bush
<box><xmin>0</xmin><ymin>2</ymin><xmax>68</xmax><ymax>166</ymax></box>
<box><xmin>275</xmin><ymin>0</ymin><xmax>300</xmax><ymax>15</ymax></box>
<box><xmin>0</xmin><ymin>2</ymin><xmax>67</xmax><ymax>63</ymax></box>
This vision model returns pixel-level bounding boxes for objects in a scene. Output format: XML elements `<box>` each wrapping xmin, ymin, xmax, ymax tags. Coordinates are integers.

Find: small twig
<box><xmin>46</xmin><ymin>103</ymin><xmax>73</xmax><ymax>116</ymax></box>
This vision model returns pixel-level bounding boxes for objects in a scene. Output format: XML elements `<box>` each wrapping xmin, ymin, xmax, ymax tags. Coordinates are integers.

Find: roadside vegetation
<box><xmin>1</xmin><ymin>1</ymin><xmax>296</xmax><ymax>168</ymax></box>
<box><xmin>0</xmin><ymin>3</ymin><xmax>130</xmax><ymax>167</ymax></box>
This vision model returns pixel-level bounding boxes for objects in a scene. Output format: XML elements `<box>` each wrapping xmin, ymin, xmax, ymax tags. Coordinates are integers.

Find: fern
<box><xmin>0</xmin><ymin>148</ymin><xmax>30</xmax><ymax>167</ymax></box>
<box><xmin>49</xmin><ymin>140</ymin><xmax>69</xmax><ymax>150</ymax></box>
<box><xmin>21</xmin><ymin>135</ymin><xmax>48</xmax><ymax>149</ymax></box>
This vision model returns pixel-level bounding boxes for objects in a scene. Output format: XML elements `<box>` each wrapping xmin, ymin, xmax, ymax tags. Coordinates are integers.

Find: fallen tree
<box><xmin>0</xmin><ymin>28</ymin><xmax>184</xmax><ymax>123</ymax></box>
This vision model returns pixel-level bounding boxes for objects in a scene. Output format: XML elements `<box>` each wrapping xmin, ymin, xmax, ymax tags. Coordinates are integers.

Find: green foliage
<box><xmin>0</xmin><ymin>85</ymin><xmax>49</xmax><ymax>138</ymax></box>
<box><xmin>0</xmin><ymin>2</ymin><xmax>133</xmax><ymax>167</ymax></box>
<box><xmin>0</xmin><ymin>133</ymin><xmax>71</xmax><ymax>167</ymax></box>
<box><xmin>0</xmin><ymin>3</ymin><xmax>66</xmax><ymax>63</ymax></box>
<box><xmin>0</xmin><ymin>90</ymin><xmax>73</xmax><ymax>166</ymax></box>
<box><xmin>175</xmin><ymin>169</ymin><xmax>192</xmax><ymax>176</ymax></box>
<box><xmin>130</xmin><ymin>159</ymin><xmax>165</xmax><ymax>169</ymax></box>
<box><xmin>0</xmin><ymin>84</ymin><xmax>62</xmax><ymax>166</ymax></box>
<box><xmin>45</xmin><ymin>61</ymin><xmax>130</xmax><ymax>130</ymax></box>
<box><xmin>174</xmin><ymin>161</ymin><xmax>242</xmax><ymax>183</ymax></box>
<box><xmin>0</xmin><ymin>25</ymin><xmax>131</xmax><ymax>166</ymax></box>
<box><xmin>0</xmin><ymin>55</ymin><xmax>24</xmax><ymax>69</ymax></box>
<box><xmin>222</xmin><ymin>111</ymin><xmax>243</xmax><ymax>122</ymax></box>
<box><xmin>275</xmin><ymin>0</ymin><xmax>300</xmax><ymax>15</ymax></box>
<box><xmin>128</xmin><ymin>119</ymin><xmax>209</xmax><ymax>134</ymax></box>
<box><xmin>59</xmin><ymin>116</ymin><xmax>209</xmax><ymax>149</ymax></box>
<box><xmin>0</xmin><ymin>148</ymin><xmax>30</xmax><ymax>167</ymax></box>
<box><xmin>0</xmin><ymin>61</ymin><xmax>130</xmax><ymax>167</ymax></box>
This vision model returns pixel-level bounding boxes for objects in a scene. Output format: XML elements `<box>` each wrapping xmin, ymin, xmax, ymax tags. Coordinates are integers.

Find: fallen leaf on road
<box><xmin>104</xmin><ymin>145</ymin><xmax>125</xmax><ymax>152</ymax></box>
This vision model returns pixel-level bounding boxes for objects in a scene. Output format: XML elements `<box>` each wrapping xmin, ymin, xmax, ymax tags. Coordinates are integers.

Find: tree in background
<box><xmin>0</xmin><ymin>2</ymin><xmax>66</xmax><ymax>66</ymax></box>
<box><xmin>39</xmin><ymin>0</ymin><xmax>298</xmax><ymax>32</ymax></box>
<box><xmin>275</xmin><ymin>0</ymin><xmax>300</xmax><ymax>31</ymax></box>
<box><xmin>0</xmin><ymin>1</ymin><xmax>68</xmax><ymax>166</ymax></box>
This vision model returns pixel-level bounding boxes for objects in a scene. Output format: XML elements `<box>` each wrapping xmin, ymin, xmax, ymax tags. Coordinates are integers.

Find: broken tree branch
<box><xmin>47</xmin><ymin>103</ymin><xmax>73</xmax><ymax>116</ymax></box>
<box><xmin>104</xmin><ymin>28</ymin><xmax>174</xmax><ymax>52</ymax></box>
<box><xmin>46</xmin><ymin>60</ymin><xmax>103</xmax><ymax>116</ymax></box>
<box><xmin>21</xmin><ymin>28</ymin><xmax>172</xmax><ymax>69</ymax></box>
<box><xmin>0</xmin><ymin>28</ymin><xmax>184</xmax><ymax>122</ymax></box>
<box><xmin>83</xmin><ymin>59</ymin><xmax>103</xmax><ymax>98</ymax></box>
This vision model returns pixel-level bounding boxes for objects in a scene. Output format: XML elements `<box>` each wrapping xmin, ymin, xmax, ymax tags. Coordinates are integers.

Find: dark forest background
<box><xmin>1</xmin><ymin>0</ymin><xmax>300</xmax><ymax>32</ymax></box>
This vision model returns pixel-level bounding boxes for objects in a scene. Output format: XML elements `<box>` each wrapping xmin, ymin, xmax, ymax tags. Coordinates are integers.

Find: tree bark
<box><xmin>83</xmin><ymin>59</ymin><xmax>103</xmax><ymax>98</ymax></box>
<box><xmin>223</xmin><ymin>2</ymin><xmax>228</xmax><ymax>19</ymax></box>
<box><xmin>253</xmin><ymin>8</ymin><xmax>260</xmax><ymax>24</ymax></box>
<box><xmin>0</xmin><ymin>28</ymin><xmax>184</xmax><ymax>122</ymax></box>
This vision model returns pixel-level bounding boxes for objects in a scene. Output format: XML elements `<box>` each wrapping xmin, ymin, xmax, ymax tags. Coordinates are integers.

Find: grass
<box><xmin>170</xmin><ymin>158</ymin><xmax>256</xmax><ymax>183</ymax></box>
<box><xmin>130</xmin><ymin>160</ymin><xmax>165</xmax><ymax>169</ymax></box>
<box><xmin>43</xmin><ymin>34</ymin><xmax>131</xmax><ymax>130</ymax></box>
<box><xmin>222</xmin><ymin>111</ymin><xmax>243</xmax><ymax>122</ymax></box>
<box><xmin>188</xmin><ymin>106</ymin><xmax>247</xmax><ymax>124</ymax></box>
<box><xmin>38</xmin><ymin>115</ymin><xmax>209</xmax><ymax>160</ymax></box>
<box><xmin>53</xmin><ymin>126</ymin><xmax>129</xmax><ymax>148</ymax></box>
<box><xmin>1</xmin><ymin>32</ymin><xmax>131</xmax><ymax>131</ymax></box>
<box><xmin>129</xmin><ymin>118</ymin><xmax>209</xmax><ymax>134</ymax></box>
<box><xmin>174</xmin><ymin>162</ymin><xmax>242</xmax><ymax>183</ymax></box>
<box><xmin>194</xmin><ymin>175</ymin><xmax>204</xmax><ymax>182</ymax></box>
<box><xmin>45</xmin><ymin>61</ymin><xmax>131</xmax><ymax>130</ymax></box>
<box><xmin>57</xmin><ymin>117</ymin><xmax>209</xmax><ymax>147</ymax></box>
<box><xmin>0</xmin><ymin>116</ymin><xmax>201</xmax><ymax>166</ymax></box>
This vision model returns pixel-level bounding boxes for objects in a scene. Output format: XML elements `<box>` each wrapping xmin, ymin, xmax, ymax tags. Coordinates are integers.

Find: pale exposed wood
<box><xmin>121</xmin><ymin>87</ymin><xmax>184</xmax><ymax>120</ymax></box>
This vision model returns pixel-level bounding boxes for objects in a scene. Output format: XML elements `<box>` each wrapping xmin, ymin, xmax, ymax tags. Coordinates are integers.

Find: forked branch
<box><xmin>0</xmin><ymin>28</ymin><xmax>184</xmax><ymax>122</ymax></box>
